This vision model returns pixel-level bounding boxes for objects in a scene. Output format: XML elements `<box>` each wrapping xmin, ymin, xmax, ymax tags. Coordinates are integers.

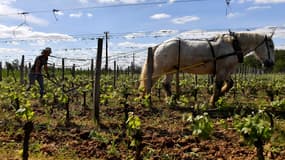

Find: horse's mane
<box><xmin>216</xmin><ymin>32</ymin><xmax>269</xmax><ymax>44</ymax></box>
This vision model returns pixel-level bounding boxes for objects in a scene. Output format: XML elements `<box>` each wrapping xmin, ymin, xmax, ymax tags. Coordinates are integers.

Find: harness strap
<box><xmin>177</xmin><ymin>39</ymin><xmax>181</xmax><ymax>71</ymax></box>
<box><xmin>176</xmin><ymin>39</ymin><xmax>181</xmax><ymax>96</ymax></box>
<box><xmin>264</xmin><ymin>36</ymin><xmax>271</xmax><ymax>60</ymax></box>
<box><xmin>229</xmin><ymin>31</ymin><xmax>243</xmax><ymax>63</ymax></box>
<box><xmin>216</xmin><ymin>52</ymin><xmax>236</xmax><ymax>60</ymax></box>
<box><xmin>207</xmin><ymin>40</ymin><xmax>216</xmax><ymax>75</ymax></box>
<box><xmin>174</xmin><ymin>39</ymin><xmax>182</xmax><ymax>71</ymax></box>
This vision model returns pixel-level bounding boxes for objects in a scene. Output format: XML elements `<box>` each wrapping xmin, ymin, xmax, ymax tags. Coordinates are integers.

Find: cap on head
<box><xmin>43</xmin><ymin>47</ymin><xmax>52</xmax><ymax>55</ymax></box>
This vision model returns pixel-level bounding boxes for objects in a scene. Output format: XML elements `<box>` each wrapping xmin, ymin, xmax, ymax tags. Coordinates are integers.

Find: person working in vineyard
<box><xmin>26</xmin><ymin>47</ymin><xmax>51</xmax><ymax>98</ymax></box>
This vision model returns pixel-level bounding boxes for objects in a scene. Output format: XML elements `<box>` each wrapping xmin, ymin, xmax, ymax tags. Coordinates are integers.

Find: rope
<box><xmin>0</xmin><ymin>0</ymin><xmax>208</xmax><ymax>16</ymax></box>
<box><xmin>140</xmin><ymin>61</ymin><xmax>206</xmax><ymax>82</ymax></box>
<box><xmin>43</xmin><ymin>75</ymin><xmax>90</xmax><ymax>94</ymax></box>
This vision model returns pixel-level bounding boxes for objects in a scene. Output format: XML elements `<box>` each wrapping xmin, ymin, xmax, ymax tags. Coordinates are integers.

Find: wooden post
<box><xmin>234</xmin><ymin>72</ymin><xmax>237</xmax><ymax>99</ymax></box>
<box><xmin>131</xmin><ymin>52</ymin><xmax>135</xmax><ymax>78</ymax></box>
<box><xmin>194</xmin><ymin>74</ymin><xmax>198</xmax><ymax>101</ymax></box>
<box><xmin>83</xmin><ymin>91</ymin><xmax>87</xmax><ymax>111</ymax></box>
<box><xmin>51</xmin><ymin>63</ymin><xmax>55</xmax><ymax>77</ymax></box>
<box><xmin>20</xmin><ymin>55</ymin><xmax>25</xmax><ymax>84</ymax></box>
<box><xmin>91</xmin><ymin>59</ymin><xmax>94</xmax><ymax>79</ymax></box>
<box><xmin>91</xmin><ymin>59</ymin><xmax>94</xmax><ymax>97</ymax></box>
<box><xmin>127</xmin><ymin>66</ymin><xmax>130</xmax><ymax>75</ymax></box>
<box><xmin>207</xmin><ymin>75</ymin><xmax>210</xmax><ymax>86</ymax></box>
<box><xmin>25</xmin><ymin>65</ymin><xmax>28</xmax><ymax>79</ymax></box>
<box><xmin>72</xmin><ymin>64</ymin><xmax>76</xmax><ymax>78</ymax></box>
<box><xmin>6</xmin><ymin>62</ymin><xmax>9</xmax><ymax>77</ymax></box>
<box><xmin>146</xmin><ymin>48</ymin><xmax>153</xmax><ymax>94</ymax></box>
<box><xmin>104</xmin><ymin>32</ymin><xmax>109</xmax><ymax>72</ymax></box>
<box><xmin>90</xmin><ymin>59</ymin><xmax>95</xmax><ymax>97</ymax></box>
<box><xmin>117</xmin><ymin>65</ymin><xmax>119</xmax><ymax>79</ymax></box>
<box><xmin>113</xmin><ymin>61</ymin><xmax>116</xmax><ymax>89</ymax></box>
<box><xmin>0</xmin><ymin>62</ymin><xmax>2</xmax><ymax>81</ymax></box>
<box><xmin>62</xmin><ymin>58</ymin><xmax>65</xmax><ymax>81</ymax></box>
<box><xmin>93</xmin><ymin>38</ymin><xmax>103</xmax><ymax>124</ymax></box>
<box><xmin>27</xmin><ymin>62</ymin><xmax>31</xmax><ymax>81</ymax></box>
<box><xmin>195</xmin><ymin>74</ymin><xmax>198</xmax><ymax>86</ymax></box>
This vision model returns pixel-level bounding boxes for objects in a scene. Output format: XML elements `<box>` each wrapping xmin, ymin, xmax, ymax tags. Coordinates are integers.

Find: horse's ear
<box><xmin>269</xmin><ymin>27</ymin><xmax>277</xmax><ymax>38</ymax></box>
<box><xmin>228</xmin><ymin>29</ymin><xmax>234</xmax><ymax>36</ymax></box>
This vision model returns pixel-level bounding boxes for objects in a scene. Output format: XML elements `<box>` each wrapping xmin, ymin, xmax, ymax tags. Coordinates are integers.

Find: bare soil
<box><xmin>1</xmin><ymin>100</ymin><xmax>285</xmax><ymax>160</ymax></box>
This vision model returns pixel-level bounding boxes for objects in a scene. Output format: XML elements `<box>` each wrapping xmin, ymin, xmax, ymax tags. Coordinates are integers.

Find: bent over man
<box><xmin>27</xmin><ymin>47</ymin><xmax>51</xmax><ymax>98</ymax></box>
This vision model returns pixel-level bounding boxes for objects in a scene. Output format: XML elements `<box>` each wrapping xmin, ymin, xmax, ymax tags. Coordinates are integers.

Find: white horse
<box><xmin>139</xmin><ymin>32</ymin><xmax>275</xmax><ymax>106</ymax></box>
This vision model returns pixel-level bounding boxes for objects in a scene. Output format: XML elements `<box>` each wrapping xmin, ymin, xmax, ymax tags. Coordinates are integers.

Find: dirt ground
<box><xmin>1</xmin><ymin>99</ymin><xmax>285</xmax><ymax>160</ymax></box>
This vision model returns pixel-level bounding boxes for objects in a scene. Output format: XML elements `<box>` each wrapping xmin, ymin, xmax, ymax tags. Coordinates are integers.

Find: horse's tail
<box><xmin>139</xmin><ymin>45</ymin><xmax>158</xmax><ymax>91</ymax></box>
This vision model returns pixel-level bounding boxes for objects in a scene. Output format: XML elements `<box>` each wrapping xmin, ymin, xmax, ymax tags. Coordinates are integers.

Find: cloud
<box><xmin>120</xmin><ymin>0</ymin><xmax>145</xmax><ymax>3</ymax></box>
<box><xmin>254</xmin><ymin>0</ymin><xmax>285</xmax><ymax>3</ymax></box>
<box><xmin>151</xmin><ymin>29</ymin><xmax>178</xmax><ymax>37</ymax></box>
<box><xmin>124</xmin><ymin>29</ymin><xmax>178</xmax><ymax>39</ymax></box>
<box><xmin>176</xmin><ymin>26</ymin><xmax>285</xmax><ymax>40</ymax></box>
<box><xmin>0</xmin><ymin>3</ymin><xmax>48</xmax><ymax>26</ymax></box>
<box><xmin>247</xmin><ymin>5</ymin><xmax>271</xmax><ymax>10</ymax></box>
<box><xmin>117</xmin><ymin>41</ymin><xmax>155</xmax><ymax>49</ymax></box>
<box><xmin>87</xmin><ymin>13</ymin><xmax>93</xmax><ymax>17</ymax></box>
<box><xmin>0</xmin><ymin>47</ymin><xmax>26</xmax><ymax>62</ymax></box>
<box><xmin>250</xmin><ymin>26</ymin><xmax>285</xmax><ymax>39</ymax></box>
<box><xmin>238</xmin><ymin>0</ymin><xmax>285</xmax><ymax>3</ymax></box>
<box><xmin>178</xmin><ymin>29</ymin><xmax>227</xmax><ymax>39</ymax></box>
<box><xmin>150</xmin><ymin>13</ymin><xmax>171</xmax><ymax>20</ymax></box>
<box><xmin>0</xmin><ymin>0</ymin><xmax>16</xmax><ymax>5</ymax></box>
<box><xmin>96</xmin><ymin>0</ymin><xmax>145</xmax><ymax>4</ymax></box>
<box><xmin>78</xmin><ymin>0</ymin><xmax>89</xmax><ymax>4</ymax></box>
<box><xmin>25</xmin><ymin>15</ymin><xmax>49</xmax><ymax>26</ymax></box>
<box><xmin>69</xmin><ymin>12</ymin><xmax>92</xmax><ymax>18</ymax></box>
<box><xmin>226</xmin><ymin>12</ymin><xmax>241</xmax><ymax>18</ymax></box>
<box><xmin>176</xmin><ymin>27</ymin><xmax>285</xmax><ymax>50</ymax></box>
<box><xmin>171</xmin><ymin>16</ymin><xmax>200</xmax><ymax>24</ymax></box>
<box><xmin>0</xmin><ymin>48</ymin><xmax>24</xmax><ymax>55</ymax></box>
<box><xmin>240</xmin><ymin>27</ymin><xmax>285</xmax><ymax>42</ymax></box>
<box><xmin>124</xmin><ymin>32</ymin><xmax>146</xmax><ymax>39</ymax></box>
<box><xmin>0</xmin><ymin>24</ymin><xmax>74</xmax><ymax>41</ymax></box>
<box><xmin>69</xmin><ymin>12</ymin><xmax>83</xmax><ymax>18</ymax></box>
<box><xmin>54</xmin><ymin>10</ymin><xmax>64</xmax><ymax>16</ymax></box>
<box><xmin>277</xmin><ymin>44</ymin><xmax>285</xmax><ymax>50</ymax></box>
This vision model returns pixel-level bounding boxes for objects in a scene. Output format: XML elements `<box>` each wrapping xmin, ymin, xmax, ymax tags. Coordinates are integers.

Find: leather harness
<box><xmin>207</xmin><ymin>31</ymin><xmax>244</xmax><ymax>75</ymax></box>
<box><xmin>175</xmin><ymin>32</ymin><xmax>271</xmax><ymax>76</ymax></box>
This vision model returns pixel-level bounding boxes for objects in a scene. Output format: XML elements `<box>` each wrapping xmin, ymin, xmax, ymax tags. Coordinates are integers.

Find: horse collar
<box><xmin>264</xmin><ymin>36</ymin><xmax>271</xmax><ymax>60</ymax></box>
<box><xmin>230</xmin><ymin>32</ymin><xmax>243</xmax><ymax>63</ymax></box>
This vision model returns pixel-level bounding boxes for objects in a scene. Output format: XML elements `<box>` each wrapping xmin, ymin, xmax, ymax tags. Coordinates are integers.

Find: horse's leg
<box><xmin>162</xmin><ymin>74</ymin><xmax>173</xmax><ymax>97</ymax></box>
<box><xmin>221</xmin><ymin>78</ymin><xmax>234</xmax><ymax>95</ymax></box>
<box><xmin>139</xmin><ymin>73</ymin><xmax>159</xmax><ymax>97</ymax></box>
<box><xmin>210</xmin><ymin>76</ymin><xmax>224</xmax><ymax>106</ymax></box>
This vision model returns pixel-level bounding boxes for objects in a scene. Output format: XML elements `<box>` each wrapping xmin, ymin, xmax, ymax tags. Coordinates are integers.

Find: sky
<box><xmin>0</xmin><ymin>0</ymin><xmax>285</xmax><ymax>69</ymax></box>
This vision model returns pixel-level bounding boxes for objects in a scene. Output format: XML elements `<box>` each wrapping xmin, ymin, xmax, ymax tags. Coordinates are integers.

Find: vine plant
<box><xmin>234</xmin><ymin>110</ymin><xmax>274</xmax><ymax>160</ymax></box>
<box><xmin>126</xmin><ymin>112</ymin><xmax>143</xmax><ymax>160</ymax></box>
<box><xmin>187</xmin><ymin>112</ymin><xmax>213</xmax><ymax>139</ymax></box>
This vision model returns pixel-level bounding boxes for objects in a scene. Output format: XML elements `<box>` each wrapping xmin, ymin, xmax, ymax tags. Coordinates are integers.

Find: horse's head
<box><xmin>253</xmin><ymin>34</ymin><xmax>275</xmax><ymax>68</ymax></box>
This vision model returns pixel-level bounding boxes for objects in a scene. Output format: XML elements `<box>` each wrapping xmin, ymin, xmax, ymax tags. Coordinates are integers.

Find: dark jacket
<box><xmin>31</xmin><ymin>55</ymin><xmax>48</xmax><ymax>74</ymax></box>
